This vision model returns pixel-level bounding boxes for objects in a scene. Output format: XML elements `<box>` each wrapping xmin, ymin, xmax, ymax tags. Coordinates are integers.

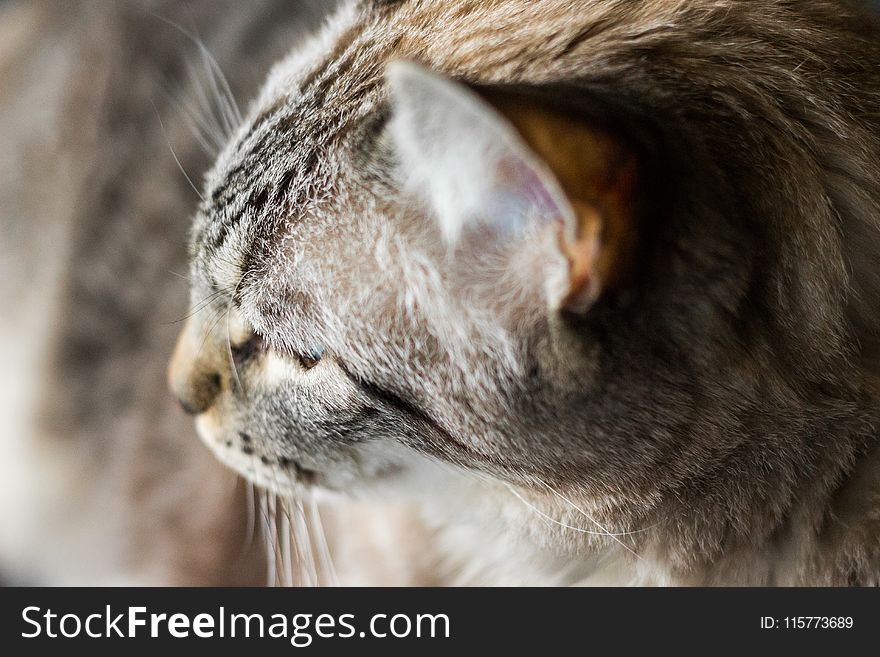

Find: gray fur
<box><xmin>176</xmin><ymin>0</ymin><xmax>880</xmax><ymax>585</ymax></box>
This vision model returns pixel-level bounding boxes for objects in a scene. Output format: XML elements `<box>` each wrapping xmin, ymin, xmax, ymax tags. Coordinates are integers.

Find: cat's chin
<box><xmin>200</xmin><ymin>436</ymin><xmax>312</xmax><ymax>497</ymax></box>
<box><xmin>194</xmin><ymin>414</ymin><xmax>314</xmax><ymax>496</ymax></box>
<box><xmin>193</xmin><ymin>413</ymin><xmax>423</xmax><ymax>498</ymax></box>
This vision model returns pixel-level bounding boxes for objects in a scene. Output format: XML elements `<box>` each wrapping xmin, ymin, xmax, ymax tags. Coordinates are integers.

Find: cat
<box><xmin>4</xmin><ymin>0</ymin><xmax>880</xmax><ymax>587</ymax></box>
<box><xmin>169</xmin><ymin>0</ymin><xmax>880</xmax><ymax>586</ymax></box>
<box><xmin>0</xmin><ymin>0</ymin><xmax>340</xmax><ymax>585</ymax></box>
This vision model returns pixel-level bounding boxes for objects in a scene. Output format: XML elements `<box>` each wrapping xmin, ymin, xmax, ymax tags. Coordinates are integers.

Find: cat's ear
<box><xmin>386</xmin><ymin>61</ymin><xmax>641</xmax><ymax>313</ymax></box>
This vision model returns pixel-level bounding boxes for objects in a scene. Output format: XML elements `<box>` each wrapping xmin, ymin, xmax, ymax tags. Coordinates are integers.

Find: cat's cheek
<box><xmin>258</xmin><ymin>351</ymin><xmax>303</xmax><ymax>386</ymax></box>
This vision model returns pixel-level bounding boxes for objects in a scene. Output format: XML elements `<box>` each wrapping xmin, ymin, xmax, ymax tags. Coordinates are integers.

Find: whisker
<box><xmin>189</xmin><ymin>21</ymin><xmax>243</xmax><ymax>129</ymax></box>
<box><xmin>240</xmin><ymin>479</ymin><xmax>256</xmax><ymax>558</ymax></box>
<box><xmin>198</xmin><ymin>46</ymin><xmax>238</xmax><ymax>139</ymax></box>
<box><xmin>270</xmin><ymin>468</ymin><xmax>297</xmax><ymax>588</ymax></box>
<box><xmin>533</xmin><ymin>477</ymin><xmax>642</xmax><ymax>560</ymax></box>
<box><xmin>281</xmin><ymin>496</ymin><xmax>305</xmax><ymax>586</ymax></box>
<box><xmin>257</xmin><ymin>490</ymin><xmax>276</xmax><ymax>587</ymax></box>
<box><xmin>286</xmin><ymin>496</ymin><xmax>307</xmax><ymax>587</ymax></box>
<box><xmin>224</xmin><ymin>271</ymin><xmax>252</xmax><ymax>396</ymax></box>
<box><xmin>164</xmin><ymin>78</ymin><xmax>224</xmax><ymax>156</ymax></box>
<box><xmin>194</xmin><ymin>303</ymin><xmax>228</xmax><ymax>360</ymax></box>
<box><xmin>149</xmin><ymin>98</ymin><xmax>204</xmax><ymax>202</ymax></box>
<box><xmin>267</xmin><ymin>492</ymin><xmax>281</xmax><ymax>586</ymax></box>
<box><xmin>184</xmin><ymin>58</ymin><xmax>230</xmax><ymax>148</ymax></box>
<box><xmin>307</xmin><ymin>496</ymin><xmax>338</xmax><ymax>587</ymax></box>
<box><xmin>278</xmin><ymin>496</ymin><xmax>294</xmax><ymax>587</ymax></box>
<box><xmin>274</xmin><ymin>464</ymin><xmax>299</xmax><ymax>588</ymax></box>
<box><xmin>293</xmin><ymin>498</ymin><xmax>318</xmax><ymax>587</ymax></box>
<box><xmin>161</xmin><ymin>287</ymin><xmax>230</xmax><ymax>326</ymax></box>
<box><xmin>151</xmin><ymin>13</ymin><xmax>242</xmax><ymax>146</ymax></box>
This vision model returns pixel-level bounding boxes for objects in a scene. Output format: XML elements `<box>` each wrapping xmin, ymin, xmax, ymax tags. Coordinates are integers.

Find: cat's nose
<box><xmin>168</xmin><ymin>319</ymin><xmax>222</xmax><ymax>415</ymax></box>
<box><xmin>171</xmin><ymin>368</ymin><xmax>222</xmax><ymax>415</ymax></box>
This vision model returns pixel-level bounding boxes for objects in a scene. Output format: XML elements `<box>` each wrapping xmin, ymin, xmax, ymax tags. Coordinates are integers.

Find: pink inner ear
<box><xmin>560</xmin><ymin>204</ymin><xmax>603</xmax><ymax>312</ymax></box>
<box><xmin>485</xmin><ymin>154</ymin><xmax>570</xmax><ymax>238</ymax></box>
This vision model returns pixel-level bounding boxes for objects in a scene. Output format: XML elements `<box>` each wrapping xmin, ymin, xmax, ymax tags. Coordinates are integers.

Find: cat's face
<box><xmin>166</xmin><ymin>0</ymin><xmax>700</xmax><ymax>519</ymax></box>
<box><xmin>167</xmin><ymin>11</ymin><xmax>636</xmax><ymax>508</ymax></box>
<box><xmin>169</xmin><ymin>1</ymin><xmax>871</xmax><ymax>562</ymax></box>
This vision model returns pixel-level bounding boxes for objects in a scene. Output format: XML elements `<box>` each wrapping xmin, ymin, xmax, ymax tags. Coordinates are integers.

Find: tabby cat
<box><xmin>167</xmin><ymin>0</ymin><xmax>880</xmax><ymax>585</ymax></box>
<box><xmin>4</xmin><ymin>0</ymin><xmax>880</xmax><ymax>586</ymax></box>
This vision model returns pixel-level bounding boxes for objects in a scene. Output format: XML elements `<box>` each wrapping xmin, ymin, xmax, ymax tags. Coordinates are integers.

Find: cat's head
<box><xmin>170</xmin><ymin>53</ymin><xmax>636</xmax><ymax>482</ymax></box>
<box><xmin>168</xmin><ymin>1</ymin><xmax>872</xmax><ymax>557</ymax></box>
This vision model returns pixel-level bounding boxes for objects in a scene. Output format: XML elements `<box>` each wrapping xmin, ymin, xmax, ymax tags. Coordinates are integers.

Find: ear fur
<box><xmin>386</xmin><ymin>61</ymin><xmax>641</xmax><ymax>313</ymax></box>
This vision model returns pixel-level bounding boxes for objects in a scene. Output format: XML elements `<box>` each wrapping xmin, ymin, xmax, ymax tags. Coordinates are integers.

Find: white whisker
<box><xmin>166</xmin><ymin>75</ymin><xmax>224</xmax><ymax>153</ymax></box>
<box><xmin>224</xmin><ymin>271</ymin><xmax>251</xmax><ymax>396</ymax></box>
<box><xmin>152</xmin><ymin>12</ymin><xmax>243</xmax><ymax>136</ymax></box>
<box><xmin>257</xmin><ymin>490</ymin><xmax>276</xmax><ymax>587</ymax></box>
<box><xmin>270</xmin><ymin>493</ymin><xmax>282</xmax><ymax>586</ymax></box>
<box><xmin>279</xmin><ymin>497</ymin><xmax>294</xmax><ymax>587</ymax></box>
<box><xmin>185</xmin><ymin>59</ymin><xmax>230</xmax><ymax>149</ymax></box>
<box><xmin>198</xmin><ymin>46</ymin><xmax>241</xmax><ymax>138</ymax></box>
<box><xmin>241</xmin><ymin>480</ymin><xmax>256</xmax><ymax>557</ymax></box>
<box><xmin>291</xmin><ymin>498</ymin><xmax>317</xmax><ymax>587</ymax></box>
<box><xmin>307</xmin><ymin>496</ymin><xmax>338</xmax><ymax>587</ymax></box>
<box><xmin>533</xmin><ymin>477</ymin><xmax>642</xmax><ymax>560</ymax></box>
<box><xmin>149</xmin><ymin>98</ymin><xmax>204</xmax><ymax>201</ymax></box>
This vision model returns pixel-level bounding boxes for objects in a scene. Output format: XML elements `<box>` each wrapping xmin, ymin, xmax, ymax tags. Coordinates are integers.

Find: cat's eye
<box><xmin>297</xmin><ymin>348</ymin><xmax>324</xmax><ymax>370</ymax></box>
<box><xmin>230</xmin><ymin>333</ymin><xmax>263</xmax><ymax>363</ymax></box>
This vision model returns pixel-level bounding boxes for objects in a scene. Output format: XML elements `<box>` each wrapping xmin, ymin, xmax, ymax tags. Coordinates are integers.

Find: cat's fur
<box><xmin>4</xmin><ymin>0</ymin><xmax>880</xmax><ymax>586</ymax></box>
<box><xmin>167</xmin><ymin>0</ymin><xmax>880</xmax><ymax>585</ymax></box>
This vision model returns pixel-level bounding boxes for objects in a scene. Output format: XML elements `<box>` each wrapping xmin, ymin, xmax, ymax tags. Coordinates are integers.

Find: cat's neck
<box><xmin>403</xmin><ymin>434</ymin><xmax>880</xmax><ymax>586</ymax></box>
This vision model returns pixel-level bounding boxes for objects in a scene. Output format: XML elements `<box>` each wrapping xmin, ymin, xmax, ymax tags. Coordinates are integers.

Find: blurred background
<box><xmin>0</xmin><ymin>0</ymin><xmax>336</xmax><ymax>585</ymax></box>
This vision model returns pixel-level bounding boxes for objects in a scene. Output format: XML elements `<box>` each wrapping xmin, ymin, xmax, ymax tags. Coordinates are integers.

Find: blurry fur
<box><xmin>0</xmin><ymin>0</ymin><xmax>341</xmax><ymax>584</ymax></box>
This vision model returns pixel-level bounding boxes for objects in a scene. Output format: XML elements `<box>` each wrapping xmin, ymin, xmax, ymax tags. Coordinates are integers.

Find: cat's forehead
<box><xmin>191</xmin><ymin>5</ymin><xmax>393</xmax><ymax>287</ymax></box>
<box><xmin>192</xmin><ymin>0</ymin><xmax>543</xmax><ymax>272</ymax></box>
<box><xmin>190</xmin><ymin>0</ymin><xmax>578</xmax><ymax>305</ymax></box>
